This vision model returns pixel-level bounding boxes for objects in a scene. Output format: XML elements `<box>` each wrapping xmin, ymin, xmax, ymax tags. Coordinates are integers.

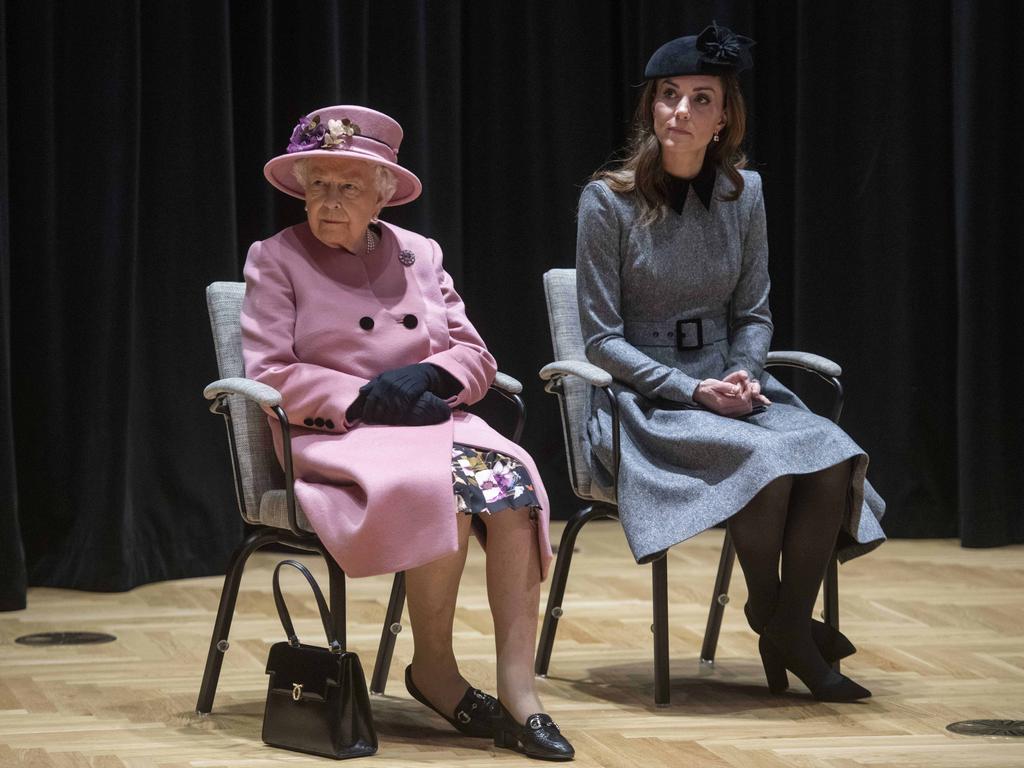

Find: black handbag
<box><xmin>262</xmin><ymin>559</ymin><xmax>377</xmax><ymax>760</ymax></box>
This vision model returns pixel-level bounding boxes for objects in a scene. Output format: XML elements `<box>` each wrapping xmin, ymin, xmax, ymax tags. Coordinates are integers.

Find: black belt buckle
<box><xmin>675</xmin><ymin>318</ymin><xmax>704</xmax><ymax>350</ymax></box>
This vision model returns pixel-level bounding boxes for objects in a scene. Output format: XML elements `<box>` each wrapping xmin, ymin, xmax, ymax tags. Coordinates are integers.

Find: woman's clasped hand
<box><xmin>694</xmin><ymin>369</ymin><xmax>772</xmax><ymax>417</ymax></box>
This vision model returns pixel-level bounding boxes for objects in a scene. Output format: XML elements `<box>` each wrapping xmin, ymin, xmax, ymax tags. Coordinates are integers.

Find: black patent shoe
<box><xmin>744</xmin><ymin>603</ymin><xmax>856</xmax><ymax>664</ymax></box>
<box><xmin>757</xmin><ymin>635</ymin><xmax>871</xmax><ymax>702</ymax></box>
<box><xmin>493</xmin><ymin>702</ymin><xmax>575</xmax><ymax>761</ymax></box>
<box><xmin>404</xmin><ymin>665</ymin><xmax>499</xmax><ymax>738</ymax></box>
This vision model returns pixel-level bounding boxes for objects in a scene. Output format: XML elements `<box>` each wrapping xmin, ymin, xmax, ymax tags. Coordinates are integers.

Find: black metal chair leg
<box><xmin>322</xmin><ymin>549</ymin><xmax>346</xmax><ymax>650</ymax></box>
<box><xmin>651</xmin><ymin>553</ymin><xmax>670</xmax><ymax>706</ymax></box>
<box><xmin>700</xmin><ymin>531</ymin><xmax>737</xmax><ymax>664</ymax></box>
<box><xmin>535</xmin><ymin>503</ymin><xmax>613</xmax><ymax>676</ymax></box>
<box><xmin>195</xmin><ymin>527</ymin><xmax>281</xmax><ymax>714</ymax></box>
<box><xmin>823</xmin><ymin>552</ymin><xmax>840</xmax><ymax>672</ymax></box>
<box><xmin>371</xmin><ymin>571</ymin><xmax>407</xmax><ymax>694</ymax></box>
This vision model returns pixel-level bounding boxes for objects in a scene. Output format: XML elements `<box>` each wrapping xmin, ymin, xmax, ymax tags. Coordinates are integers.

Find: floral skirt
<box><xmin>451</xmin><ymin>443</ymin><xmax>540</xmax><ymax>516</ymax></box>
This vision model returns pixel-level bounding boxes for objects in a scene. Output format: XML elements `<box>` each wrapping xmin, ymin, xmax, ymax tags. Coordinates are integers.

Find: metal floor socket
<box><xmin>946</xmin><ymin>720</ymin><xmax>1024</xmax><ymax>737</ymax></box>
<box><xmin>15</xmin><ymin>632</ymin><xmax>117</xmax><ymax>646</ymax></box>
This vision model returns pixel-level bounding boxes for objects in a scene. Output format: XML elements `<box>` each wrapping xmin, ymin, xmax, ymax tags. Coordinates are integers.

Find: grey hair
<box><xmin>292</xmin><ymin>158</ymin><xmax>397</xmax><ymax>204</ymax></box>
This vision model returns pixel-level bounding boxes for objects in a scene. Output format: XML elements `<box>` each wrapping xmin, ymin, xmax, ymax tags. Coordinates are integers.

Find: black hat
<box><xmin>644</xmin><ymin>22</ymin><xmax>755</xmax><ymax>79</ymax></box>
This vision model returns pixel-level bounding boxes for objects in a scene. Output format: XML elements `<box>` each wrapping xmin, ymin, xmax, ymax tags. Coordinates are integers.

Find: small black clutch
<box><xmin>262</xmin><ymin>559</ymin><xmax>377</xmax><ymax>760</ymax></box>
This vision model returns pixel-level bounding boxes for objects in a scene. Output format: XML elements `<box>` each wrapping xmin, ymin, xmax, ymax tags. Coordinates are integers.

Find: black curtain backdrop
<box><xmin>2</xmin><ymin>1</ymin><xmax>1020</xmax><ymax>610</ymax></box>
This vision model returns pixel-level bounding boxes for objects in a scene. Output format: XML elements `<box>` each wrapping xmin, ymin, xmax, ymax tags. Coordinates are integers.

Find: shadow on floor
<box><xmin>542</xmin><ymin>656</ymin><xmax>881</xmax><ymax>717</ymax></box>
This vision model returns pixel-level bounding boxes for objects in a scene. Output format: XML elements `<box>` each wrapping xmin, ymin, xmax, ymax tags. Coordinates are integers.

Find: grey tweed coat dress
<box><xmin>576</xmin><ymin>171</ymin><xmax>886</xmax><ymax>564</ymax></box>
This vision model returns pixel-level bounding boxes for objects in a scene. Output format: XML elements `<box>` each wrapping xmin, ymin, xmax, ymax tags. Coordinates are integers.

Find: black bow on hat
<box><xmin>644</xmin><ymin>22</ymin><xmax>755</xmax><ymax>79</ymax></box>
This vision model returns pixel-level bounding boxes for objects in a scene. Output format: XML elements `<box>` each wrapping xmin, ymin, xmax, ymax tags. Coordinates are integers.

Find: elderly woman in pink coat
<box><xmin>240</xmin><ymin>105</ymin><xmax>574</xmax><ymax>762</ymax></box>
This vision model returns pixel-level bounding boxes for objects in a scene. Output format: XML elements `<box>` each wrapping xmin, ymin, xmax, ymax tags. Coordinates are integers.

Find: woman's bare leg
<box><xmin>405</xmin><ymin>511</ymin><xmax>473</xmax><ymax>715</ymax></box>
<box><xmin>480</xmin><ymin>507</ymin><xmax>544</xmax><ymax>722</ymax></box>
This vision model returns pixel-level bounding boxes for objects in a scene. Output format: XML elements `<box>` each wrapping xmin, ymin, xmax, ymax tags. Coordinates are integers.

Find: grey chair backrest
<box><xmin>206</xmin><ymin>281</ymin><xmax>284</xmax><ymax>523</ymax></box>
<box><xmin>542</xmin><ymin>269</ymin><xmax>595</xmax><ymax>500</ymax></box>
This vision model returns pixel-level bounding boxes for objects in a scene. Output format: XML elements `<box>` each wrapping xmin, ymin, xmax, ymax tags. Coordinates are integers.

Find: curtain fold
<box><xmin>0</xmin><ymin>0</ymin><xmax>28</xmax><ymax>612</ymax></box>
<box><xmin>784</xmin><ymin>3</ymin><xmax>960</xmax><ymax>538</ymax></box>
<box><xmin>952</xmin><ymin>0</ymin><xmax>1024</xmax><ymax>547</ymax></box>
<box><xmin>7</xmin><ymin>0</ymin><xmax>244</xmax><ymax>593</ymax></box>
<box><xmin>1</xmin><ymin>0</ymin><xmax>1020</xmax><ymax>610</ymax></box>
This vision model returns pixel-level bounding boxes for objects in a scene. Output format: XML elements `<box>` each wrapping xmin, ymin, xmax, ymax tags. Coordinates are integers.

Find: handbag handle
<box><xmin>271</xmin><ymin>559</ymin><xmax>342</xmax><ymax>654</ymax></box>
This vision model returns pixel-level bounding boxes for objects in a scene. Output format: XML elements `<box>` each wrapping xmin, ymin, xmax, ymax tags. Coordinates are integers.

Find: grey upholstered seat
<box><xmin>258</xmin><ymin>490</ymin><xmax>313</xmax><ymax>531</ymax></box>
<box><xmin>541</xmin><ymin>269</ymin><xmax>606</xmax><ymax>500</ymax></box>
<box><xmin>205</xmin><ymin>281</ymin><xmax>313</xmax><ymax>531</ymax></box>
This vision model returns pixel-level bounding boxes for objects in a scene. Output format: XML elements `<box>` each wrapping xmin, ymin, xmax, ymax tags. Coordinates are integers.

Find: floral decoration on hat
<box><xmin>286</xmin><ymin>114</ymin><xmax>362</xmax><ymax>154</ymax></box>
<box><xmin>323</xmin><ymin>118</ymin><xmax>361</xmax><ymax>148</ymax></box>
<box><xmin>695</xmin><ymin>22</ymin><xmax>755</xmax><ymax>68</ymax></box>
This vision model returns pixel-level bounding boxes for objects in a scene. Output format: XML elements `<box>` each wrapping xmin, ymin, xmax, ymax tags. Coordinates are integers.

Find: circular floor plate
<box><xmin>15</xmin><ymin>632</ymin><xmax>117</xmax><ymax>646</ymax></box>
<box><xmin>946</xmin><ymin>720</ymin><xmax>1024</xmax><ymax>737</ymax></box>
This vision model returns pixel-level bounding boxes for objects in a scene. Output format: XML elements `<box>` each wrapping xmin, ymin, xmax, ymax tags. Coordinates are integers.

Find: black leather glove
<box><xmin>361</xmin><ymin>363</ymin><xmax>436</xmax><ymax>424</ymax></box>
<box><xmin>402</xmin><ymin>391</ymin><xmax>452</xmax><ymax>426</ymax></box>
<box><xmin>359</xmin><ymin>363</ymin><xmax>460</xmax><ymax>425</ymax></box>
<box><xmin>345</xmin><ymin>389</ymin><xmax>367</xmax><ymax>422</ymax></box>
<box><xmin>345</xmin><ymin>364</ymin><xmax>461</xmax><ymax>425</ymax></box>
<box><xmin>354</xmin><ymin>388</ymin><xmax>450</xmax><ymax>426</ymax></box>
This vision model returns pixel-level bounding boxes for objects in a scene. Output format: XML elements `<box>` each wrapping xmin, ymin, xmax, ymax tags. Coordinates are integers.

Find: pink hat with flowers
<box><xmin>263</xmin><ymin>105</ymin><xmax>422</xmax><ymax>206</ymax></box>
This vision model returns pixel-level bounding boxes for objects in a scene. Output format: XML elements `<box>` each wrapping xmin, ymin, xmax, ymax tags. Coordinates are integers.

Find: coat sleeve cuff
<box><xmin>422</xmin><ymin>347</ymin><xmax>494</xmax><ymax>406</ymax></box>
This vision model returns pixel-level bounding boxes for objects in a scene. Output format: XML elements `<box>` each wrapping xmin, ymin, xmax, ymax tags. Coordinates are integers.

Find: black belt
<box><xmin>623</xmin><ymin>316</ymin><xmax>728</xmax><ymax>351</ymax></box>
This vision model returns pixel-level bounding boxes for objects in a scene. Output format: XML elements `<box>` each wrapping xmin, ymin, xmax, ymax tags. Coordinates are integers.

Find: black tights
<box><xmin>726</xmin><ymin>461</ymin><xmax>851</xmax><ymax>676</ymax></box>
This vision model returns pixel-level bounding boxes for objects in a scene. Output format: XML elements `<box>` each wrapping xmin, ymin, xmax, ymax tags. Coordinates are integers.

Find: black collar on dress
<box><xmin>666</xmin><ymin>159</ymin><xmax>717</xmax><ymax>213</ymax></box>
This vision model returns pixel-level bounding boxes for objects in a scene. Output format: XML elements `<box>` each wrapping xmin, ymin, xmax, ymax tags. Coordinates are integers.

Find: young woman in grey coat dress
<box><xmin>576</xmin><ymin>25</ymin><xmax>886</xmax><ymax>702</ymax></box>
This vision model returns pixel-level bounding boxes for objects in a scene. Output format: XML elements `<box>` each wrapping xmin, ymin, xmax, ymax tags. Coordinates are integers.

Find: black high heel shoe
<box><xmin>493</xmin><ymin>702</ymin><xmax>575</xmax><ymax>761</ymax></box>
<box><xmin>757</xmin><ymin>635</ymin><xmax>871</xmax><ymax>701</ymax></box>
<box><xmin>744</xmin><ymin>603</ymin><xmax>856</xmax><ymax>663</ymax></box>
<box><xmin>404</xmin><ymin>665</ymin><xmax>499</xmax><ymax>738</ymax></box>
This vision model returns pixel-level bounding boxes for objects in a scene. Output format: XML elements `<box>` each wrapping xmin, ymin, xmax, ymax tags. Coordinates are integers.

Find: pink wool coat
<box><xmin>240</xmin><ymin>221</ymin><xmax>553</xmax><ymax>579</ymax></box>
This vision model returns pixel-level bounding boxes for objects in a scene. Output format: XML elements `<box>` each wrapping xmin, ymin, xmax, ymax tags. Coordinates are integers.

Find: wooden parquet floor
<box><xmin>2</xmin><ymin>522</ymin><xmax>1023</xmax><ymax>767</ymax></box>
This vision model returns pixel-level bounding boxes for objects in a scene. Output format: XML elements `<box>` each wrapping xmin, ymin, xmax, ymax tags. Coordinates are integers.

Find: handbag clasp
<box><xmin>292</xmin><ymin>683</ymin><xmax>303</xmax><ymax>701</ymax></box>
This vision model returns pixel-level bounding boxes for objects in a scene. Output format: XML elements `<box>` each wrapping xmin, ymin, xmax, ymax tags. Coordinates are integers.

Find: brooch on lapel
<box><xmin>398</xmin><ymin>249</ymin><xmax>416</xmax><ymax>266</ymax></box>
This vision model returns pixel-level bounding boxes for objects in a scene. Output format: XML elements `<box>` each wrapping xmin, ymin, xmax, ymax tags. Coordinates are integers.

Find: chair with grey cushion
<box><xmin>196</xmin><ymin>281</ymin><xmax>527</xmax><ymax>713</ymax></box>
<box><xmin>534</xmin><ymin>268</ymin><xmax>844</xmax><ymax>706</ymax></box>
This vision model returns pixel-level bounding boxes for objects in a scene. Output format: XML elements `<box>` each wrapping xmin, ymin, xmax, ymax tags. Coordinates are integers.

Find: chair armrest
<box><xmin>540</xmin><ymin>359</ymin><xmax>620</xmax><ymax>499</ymax></box>
<box><xmin>539</xmin><ymin>360</ymin><xmax>613</xmax><ymax>388</ymax></box>
<box><xmin>765</xmin><ymin>351</ymin><xmax>842</xmax><ymax>379</ymax></box>
<box><xmin>491</xmin><ymin>371</ymin><xmax>523</xmax><ymax>395</ymax></box>
<box><xmin>204</xmin><ymin>377</ymin><xmax>282</xmax><ymax>407</ymax></box>
<box><xmin>204</xmin><ymin>376</ymin><xmax>310</xmax><ymax>536</ymax></box>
